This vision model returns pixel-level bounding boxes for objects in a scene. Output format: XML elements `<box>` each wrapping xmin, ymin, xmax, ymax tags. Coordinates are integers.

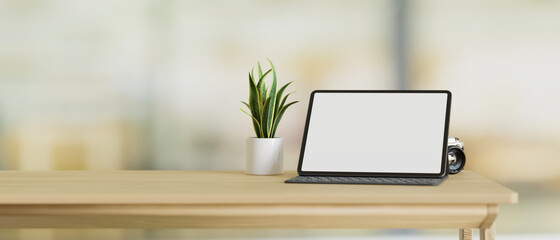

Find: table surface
<box><xmin>0</xmin><ymin>170</ymin><xmax>518</xmax><ymax>232</ymax></box>
<box><xmin>0</xmin><ymin>170</ymin><xmax>517</xmax><ymax>205</ymax></box>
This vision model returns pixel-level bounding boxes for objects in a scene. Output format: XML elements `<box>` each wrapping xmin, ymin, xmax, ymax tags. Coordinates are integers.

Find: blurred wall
<box><xmin>0</xmin><ymin>0</ymin><xmax>392</xmax><ymax>172</ymax></box>
<box><xmin>409</xmin><ymin>0</ymin><xmax>560</xmax><ymax>183</ymax></box>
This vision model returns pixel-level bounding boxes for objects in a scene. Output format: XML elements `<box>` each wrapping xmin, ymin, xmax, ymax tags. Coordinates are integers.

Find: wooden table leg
<box><xmin>459</xmin><ymin>228</ymin><xmax>473</xmax><ymax>240</ymax></box>
<box><xmin>479</xmin><ymin>204</ymin><xmax>498</xmax><ymax>240</ymax></box>
<box><xmin>480</xmin><ymin>222</ymin><xmax>496</xmax><ymax>240</ymax></box>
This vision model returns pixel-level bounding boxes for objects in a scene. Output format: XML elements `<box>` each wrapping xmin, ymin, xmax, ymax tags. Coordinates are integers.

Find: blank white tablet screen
<box><xmin>300</xmin><ymin>92</ymin><xmax>449</xmax><ymax>174</ymax></box>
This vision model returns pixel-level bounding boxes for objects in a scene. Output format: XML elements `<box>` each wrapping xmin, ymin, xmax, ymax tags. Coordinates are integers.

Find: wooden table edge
<box><xmin>0</xmin><ymin>203</ymin><xmax>499</xmax><ymax>229</ymax></box>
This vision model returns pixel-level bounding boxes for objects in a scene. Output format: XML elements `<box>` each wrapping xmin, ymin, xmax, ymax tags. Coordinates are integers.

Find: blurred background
<box><xmin>1</xmin><ymin>0</ymin><xmax>559</xmax><ymax>239</ymax></box>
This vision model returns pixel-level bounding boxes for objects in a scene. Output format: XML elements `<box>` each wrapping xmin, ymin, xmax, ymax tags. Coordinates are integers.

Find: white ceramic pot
<box><xmin>246</xmin><ymin>138</ymin><xmax>284</xmax><ymax>175</ymax></box>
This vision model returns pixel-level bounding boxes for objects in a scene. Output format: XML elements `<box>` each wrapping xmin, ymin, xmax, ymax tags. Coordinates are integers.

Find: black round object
<box><xmin>447</xmin><ymin>148</ymin><xmax>466</xmax><ymax>174</ymax></box>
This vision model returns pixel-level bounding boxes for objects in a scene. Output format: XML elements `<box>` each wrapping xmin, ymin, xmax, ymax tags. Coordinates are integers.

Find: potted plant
<box><xmin>241</xmin><ymin>59</ymin><xmax>298</xmax><ymax>175</ymax></box>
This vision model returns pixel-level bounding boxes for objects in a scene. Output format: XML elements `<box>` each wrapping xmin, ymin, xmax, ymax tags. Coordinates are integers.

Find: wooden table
<box><xmin>0</xmin><ymin>171</ymin><xmax>517</xmax><ymax>240</ymax></box>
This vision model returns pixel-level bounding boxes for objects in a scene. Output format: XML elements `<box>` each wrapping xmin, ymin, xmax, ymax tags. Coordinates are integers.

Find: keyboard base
<box><xmin>285</xmin><ymin>175</ymin><xmax>446</xmax><ymax>186</ymax></box>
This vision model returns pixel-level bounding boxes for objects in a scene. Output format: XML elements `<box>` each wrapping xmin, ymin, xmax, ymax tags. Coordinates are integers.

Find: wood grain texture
<box><xmin>0</xmin><ymin>204</ymin><xmax>489</xmax><ymax>228</ymax></box>
<box><xmin>479</xmin><ymin>204</ymin><xmax>499</xmax><ymax>228</ymax></box>
<box><xmin>481</xmin><ymin>222</ymin><xmax>496</xmax><ymax>240</ymax></box>
<box><xmin>460</xmin><ymin>229</ymin><xmax>473</xmax><ymax>240</ymax></box>
<box><xmin>0</xmin><ymin>170</ymin><xmax>517</xmax><ymax>229</ymax></box>
<box><xmin>0</xmin><ymin>171</ymin><xmax>518</xmax><ymax>204</ymax></box>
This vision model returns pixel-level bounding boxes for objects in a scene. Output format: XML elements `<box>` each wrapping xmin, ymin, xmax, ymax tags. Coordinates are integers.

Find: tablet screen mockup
<box><xmin>298</xmin><ymin>90</ymin><xmax>451</xmax><ymax>177</ymax></box>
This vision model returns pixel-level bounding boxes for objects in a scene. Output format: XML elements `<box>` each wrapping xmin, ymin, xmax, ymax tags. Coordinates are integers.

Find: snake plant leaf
<box><xmin>258</xmin><ymin>69</ymin><xmax>272</xmax><ymax>82</ymax></box>
<box><xmin>274</xmin><ymin>81</ymin><xmax>293</xmax><ymax>116</ymax></box>
<box><xmin>250</xmin><ymin>71</ymin><xmax>262</xmax><ymax>113</ymax></box>
<box><xmin>263</xmin><ymin>85</ymin><xmax>268</xmax><ymax>104</ymax></box>
<box><xmin>257</xmin><ymin>69</ymin><xmax>271</xmax><ymax>103</ymax></box>
<box><xmin>248</xmin><ymin>73</ymin><xmax>260</xmax><ymax>122</ymax></box>
<box><xmin>242</xmin><ymin>60</ymin><xmax>298</xmax><ymax>138</ymax></box>
<box><xmin>261</xmin><ymin>97</ymin><xmax>272</xmax><ymax>138</ymax></box>
<box><xmin>266</xmin><ymin>59</ymin><xmax>277</xmax><ymax>135</ymax></box>
<box><xmin>257</xmin><ymin>62</ymin><xmax>263</xmax><ymax>79</ymax></box>
<box><xmin>279</xmin><ymin>91</ymin><xmax>295</xmax><ymax>110</ymax></box>
<box><xmin>240</xmin><ymin>107</ymin><xmax>263</xmax><ymax>138</ymax></box>
<box><xmin>270</xmin><ymin>101</ymin><xmax>299</xmax><ymax>137</ymax></box>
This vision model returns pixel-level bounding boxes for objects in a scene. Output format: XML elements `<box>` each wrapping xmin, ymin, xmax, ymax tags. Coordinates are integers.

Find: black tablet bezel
<box><xmin>297</xmin><ymin>90</ymin><xmax>451</xmax><ymax>178</ymax></box>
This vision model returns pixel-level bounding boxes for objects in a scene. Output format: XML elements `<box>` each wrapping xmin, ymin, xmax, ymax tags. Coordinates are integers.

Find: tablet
<box><xmin>298</xmin><ymin>90</ymin><xmax>451</xmax><ymax>177</ymax></box>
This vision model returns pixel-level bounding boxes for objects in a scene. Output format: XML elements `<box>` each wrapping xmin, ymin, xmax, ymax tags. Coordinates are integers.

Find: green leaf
<box><xmin>266</xmin><ymin>59</ymin><xmax>277</xmax><ymax>136</ymax></box>
<box><xmin>241</xmin><ymin>101</ymin><xmax>250</xmax><ymax>110</ymax></box>
<box><xmin>263</xmin><ymin>85</ymin><xmax>268</xmax><ymax>104</ymax></box>
<box><xmin>248</xmin><ymin>73</ymin><xmax>260</xmax><ymax>123</ymax></box>
<box><xmin>258</xmin><ymin>69</ymin><xmax>272</xmax><ymax>82</ymax></box>
<box><xmin>249</xmin><ymin>71</ymin><xmax>260</xmax><ymax>113</ymax></box>
<box><xmin>257</xmin><ymin>62</ymin><xmax>263</xmax><ymax>79</ymax></box>
<box><xmin>243</xmin><ymin>60</ymin><xmax>297</xmax><ymax>138</ymax></box>
<box><xmin>261</xmin><ymin>97</ymin><xmax>272</xmax><ymax>138</ymax></box>
<box><xmin>257</xmin><ymin>69</ymin><xmax>271</xmax><ymax>103</ymax></box>
<box><xmin>279</xmin><ymin>91</ymin><xmax>295</xmax><ymax>109</ymax></box>
<box><xmin>270</xmin><ymin>101</ymin><xmax>298</xmax><ymax>137</ymax></box>
<box><xmin>274</xmin><ymin>81</ymin><xmax>293</xmax><ymax>116</ymax></box>
<box><xmin>240</xmin><ymin>107</ymin><xmax>263</xmax><ymax>138</ymax></box>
